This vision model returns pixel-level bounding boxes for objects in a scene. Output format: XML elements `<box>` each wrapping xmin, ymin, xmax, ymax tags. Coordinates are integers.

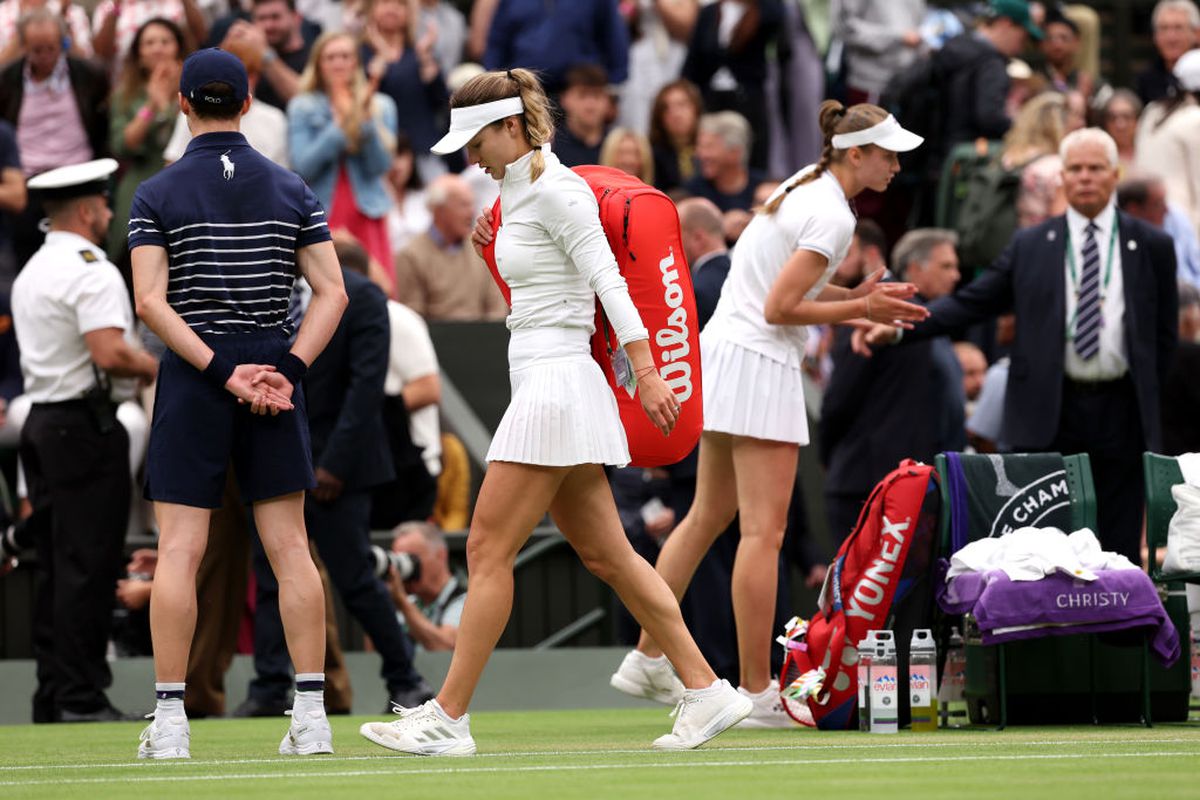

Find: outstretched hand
<box><xmin>851</xmin><ymin>323</ymin><xmax>904</xmax><ymax>357</ymax></box>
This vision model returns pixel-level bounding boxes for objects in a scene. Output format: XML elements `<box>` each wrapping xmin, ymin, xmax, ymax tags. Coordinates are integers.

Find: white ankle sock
<box><xmin>154</xmin><ymin>682</ymin><xmax>185</xmax><ymax>718</ymax></box>
<box><xmin>294</xmin><ymin>672</ymin><xmax>325</xmax><ymax>714</ymax></box>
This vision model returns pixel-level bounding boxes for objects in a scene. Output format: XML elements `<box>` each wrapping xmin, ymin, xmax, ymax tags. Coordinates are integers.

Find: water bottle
<box><xmin>938</xmin><ymin>626</ymin><xmax>968</xmax><ymax>728</ymax></box>
<box><xmin>869</xmin><ymin>631</ymin><xmax>898</xmax><ymax>734</ymax></box>
<box><xmin>909</xmin><ymin>629</ymin><xmax>937</xmax><ymax>732</ymax></box>
<box><xmin>857</xmin><ymin>633</ymin><xmax>876</xmax><ymax>732</ymax></box>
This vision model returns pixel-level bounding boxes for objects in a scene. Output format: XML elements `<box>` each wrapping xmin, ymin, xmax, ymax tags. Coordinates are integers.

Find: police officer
<box><xmin>12</xmin><ymin>158</ymin><xmax>159</xmax><ymax>723</ymax></box>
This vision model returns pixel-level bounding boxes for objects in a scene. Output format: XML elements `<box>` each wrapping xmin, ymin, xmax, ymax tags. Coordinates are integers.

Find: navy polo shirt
<box><xmin>128</xmin><ymin>131</ymin><xmax>331</xmax><ymax>335</ymax></box>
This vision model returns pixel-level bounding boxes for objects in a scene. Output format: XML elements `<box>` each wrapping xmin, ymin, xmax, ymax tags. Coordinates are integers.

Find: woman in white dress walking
<box><xmin>612</xmin><ymin>100</ymin><xmax>930</xmax><ymax>726</ymax></box>
<box><xmin>359</xmin><ymin>68</ymin><xmax>752</xmax><ymax>755</ymax></box>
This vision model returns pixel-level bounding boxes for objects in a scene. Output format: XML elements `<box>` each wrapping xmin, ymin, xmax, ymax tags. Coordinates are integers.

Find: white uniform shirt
<box><xmin>704</xmin><ymin>167</ymin><xmax>856</xmax><ymax>366</ymax></box>
<box><xmin>385</xmin><ymin>300</ymin><xmax>442</xmax><ymax>476</ymax></box>
<box><xmin>1063</xmin><ymin>202</ymin><xmax>1127</xmax><ymax>381</ymax></box>
<box><xmin>163</xmin><ymin>101</ymin><xmax>290</xmax><ymax>167</ymax></box>
<box><xmin>492</xmin><ymin>146</ymin><xmax>648</xmax><ymax>345</ymax></box>
<box><xmin>12</xmin><ymin>231</ymin><xmax>139</xmax><ymax>403</ymax></box>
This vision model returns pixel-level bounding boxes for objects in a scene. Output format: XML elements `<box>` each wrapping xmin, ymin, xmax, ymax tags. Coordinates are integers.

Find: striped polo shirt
<box><xmin>127</xmin><ymin>130</ymin><xmax>330</xmax><ymax>335</ymax></box>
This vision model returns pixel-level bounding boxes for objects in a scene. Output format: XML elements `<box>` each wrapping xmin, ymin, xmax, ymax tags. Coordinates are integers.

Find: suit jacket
<box><xmin>910</xmin><ymin>210</ymin><xmax>1178</xmax><ymax>452</ymax></box>
<box><xmin>692</xmin><ymin>251</ymin><xmax>731</xmax><ymax>330</ymax></box>
<box><xmin>0</xmin><ymin>57</ymin><xmax>110</xmax><ymax>160</ymax></box>
<box><xmin>305</xmin><ymin>269</ymin><xmax>395</xmax><ymax>492</ymax></box>
<box><xmin>821</xmin><ymin>299</ymin><xmax>964</xmax><ymax>496</ymax></box>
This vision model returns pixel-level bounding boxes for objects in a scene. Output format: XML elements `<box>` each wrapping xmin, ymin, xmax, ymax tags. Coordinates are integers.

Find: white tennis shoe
<box><xmin>137</xmin><ymin>713</ymin><xmax>190</xmax><ymax>760</ymax></box>
<box><xmin>610</xmin><ymin>649</ymin><xmax>685</xmax><ymax>705</ymax></box>
<box><xmin>735</xmin><ymin>684</ymin><xmax>807</xmax><ymax>728</ymax></box>
<box><xmin>652</xmin><ymin>678</ymin><xmax>753</xmax><ymax>750</ymax></box>
<box><xmin>359</xmin><ymin>699</ymin><xmax>476</xmax><ymax>756</ymax></box>
<box><xmin>279</xmin><ymin>708</ymin><xmax>334</xmax><ymax>755</ymax></box>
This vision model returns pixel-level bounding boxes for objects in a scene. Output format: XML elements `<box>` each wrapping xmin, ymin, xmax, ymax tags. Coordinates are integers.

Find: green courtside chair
<box><xmin>1144</xmin><ymin>452</ymin><xmax>1200</xmax><ymax>585</ymax></box>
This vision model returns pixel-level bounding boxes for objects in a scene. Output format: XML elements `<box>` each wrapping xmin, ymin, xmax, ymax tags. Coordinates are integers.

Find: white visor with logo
<box><xmin>430</xmin><ymin>97</ymin><xmax>525</xmax><ymax>155</ymax></box>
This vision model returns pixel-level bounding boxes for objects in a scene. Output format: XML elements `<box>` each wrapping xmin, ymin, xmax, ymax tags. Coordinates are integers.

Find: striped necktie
<box><xmin>1074</xmin><ymin>221</ymin><xmax>1101</xmax><ymax>360</ymax></box>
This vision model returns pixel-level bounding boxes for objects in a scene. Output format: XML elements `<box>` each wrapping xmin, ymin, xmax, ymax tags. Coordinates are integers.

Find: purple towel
<box><xmin>936</xmin><ymin>563</ymin><xmax>1180</xmax><ymax>667</ymax></box>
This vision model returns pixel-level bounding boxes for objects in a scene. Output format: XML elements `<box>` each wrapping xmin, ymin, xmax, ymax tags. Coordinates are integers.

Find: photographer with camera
<box><xmin>383</xmin><ymin>521</ymin><xmax>465</xmax><ymax>652</ymax></box>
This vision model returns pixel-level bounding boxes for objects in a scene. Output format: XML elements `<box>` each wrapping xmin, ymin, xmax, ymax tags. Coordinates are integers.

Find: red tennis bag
<box><xmin>781</xmin><ymin>460</ymin><xmax>939</xmax><ymax>729</ymax></box>
<box><xmin>480</xmin><ymin>165</ymin><xmax>702</xmax><ymax>467</ymax></box>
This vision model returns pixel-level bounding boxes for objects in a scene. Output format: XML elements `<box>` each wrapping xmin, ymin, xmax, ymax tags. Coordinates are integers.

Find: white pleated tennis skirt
<box><xmin>701</xmin><ymin>333</ymin><xmax>810</xmax><ymax>445</ymax></box>
<box><xmin>486</xmin><ymin>327</ymin><xmax>631</xmax><ymax>467</ymax></box>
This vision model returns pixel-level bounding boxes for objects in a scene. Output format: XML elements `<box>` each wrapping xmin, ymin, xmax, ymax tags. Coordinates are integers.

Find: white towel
<box><xmin>1178</xmin><ymin>452</ymin><xmax>1200</xmax><ymax>488</ymax></box>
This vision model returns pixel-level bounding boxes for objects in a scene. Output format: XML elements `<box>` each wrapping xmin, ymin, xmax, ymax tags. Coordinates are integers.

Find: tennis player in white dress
<box><xmin>612</xmin><ymin>101</ymin><xmax>932</xmax><ymax>726</ymax></box>
<box><xmin>359</xmin><ymin>68</ymin><xmax>752</xmax><ymax>755</ymax></box>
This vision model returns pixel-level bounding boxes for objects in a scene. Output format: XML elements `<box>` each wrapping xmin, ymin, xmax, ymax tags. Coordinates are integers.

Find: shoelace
<box><xmin>668</xmin><ymin>693</ymin><xmax>700</xmax><ymax>720</ymax></box>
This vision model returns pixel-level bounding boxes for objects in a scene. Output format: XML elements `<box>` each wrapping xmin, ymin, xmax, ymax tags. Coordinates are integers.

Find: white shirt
<box><xmin>1063</xmin><ymin>202</ymin><xmax>1127</xmax><ymax>381</ymax></box>
<box><xmin>385</xmin><ymin>300</ymin><xmax>442</xmax><ymax>476</ymax></box>
<box><xmin>163</xmin><ymin>102</ymin><xmax>290</xmax><ymax>167</ymax></box>
<box><xmin>493</xmin><ymin>146</ymin><xmax>647</xmax><ymax>345</ymax></box>
<box><xmin>12</xmin><ymin>231</ymin><xmax>139</xmax><ymax>403</ymax></box>
<box><xmin>703</xmin><ymin>167</ymin><xmax>855</xmax><ymax>366</ymax></box>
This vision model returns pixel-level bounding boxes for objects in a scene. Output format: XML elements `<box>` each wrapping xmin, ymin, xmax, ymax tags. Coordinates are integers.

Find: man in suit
<box><xmin>678</xmin><ymin>197</ymin><xmax>730</xmax><ymax>329</ymax></box>
<box><xmin>863</xmin><ymin>128</ymin><xmax>1178</xmax><ymax>562</ymax></box>
<box><xmin>822</xmin><ymin>229</ymin><xmax>965</xmax><ymax>544</ymax></box>
<box><xmin>244</xmin><ymin>252</ymin><xmax>433</xmax><ymax>714</ymax></box>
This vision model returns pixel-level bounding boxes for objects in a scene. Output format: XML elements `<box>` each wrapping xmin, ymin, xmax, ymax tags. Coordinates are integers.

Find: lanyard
<box><xmin>1064</xmin><ymin>218</ymin><xmax>1119</xmax><ymax>339</ymax></box>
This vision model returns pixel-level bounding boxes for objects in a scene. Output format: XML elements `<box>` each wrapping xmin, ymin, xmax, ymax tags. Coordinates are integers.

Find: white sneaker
<box><xmin>279</xmin><ymin>708</ymin><xmax>334</xmax><ymax>755</ymax></box>
<box><xmin>359</xmin><ymin>699</ymin><xmax>476</xmax><ymax>756</ymax></box>
<box><xmin>652</xmin><ymin>679</ymin><xmax>752</xmax><ymax>750</ymax></box>
<box><xmin>735</xmin><ymin>684</ymin><xmax>809</xmax><ymax>728</ymax></box>
<box><xmin>137</xmin><ymin>714</ymin><xmax>190</xmax><ymax>760</ymax></box>
<box><xmin>610</xmin><ymin>650</ymin><xmax>685</xmax><ymax>705</ymax></box>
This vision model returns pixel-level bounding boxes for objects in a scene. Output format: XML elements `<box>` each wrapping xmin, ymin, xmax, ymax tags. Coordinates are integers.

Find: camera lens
<box><xmin>370</xmin><ymin>546</ymin><xmax>421</xmax><ymax>583</ymax></box>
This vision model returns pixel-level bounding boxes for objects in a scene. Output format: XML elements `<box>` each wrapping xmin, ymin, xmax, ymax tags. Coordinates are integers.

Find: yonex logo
<box><xmin>220</xmin><ymin>151</ymin><xmax>235</xmax><ymax>180</ymax></box>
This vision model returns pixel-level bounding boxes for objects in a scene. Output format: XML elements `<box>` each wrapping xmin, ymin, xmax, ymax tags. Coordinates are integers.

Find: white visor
<box><xmin>830</xmin><ymin>114</ymin><xmax>923</xmax><ymax>153</ymax></box>
<box><xmin>430</xmin><ymin>96</ymin><xmax>525</xmax><ymax>155</ymax></box>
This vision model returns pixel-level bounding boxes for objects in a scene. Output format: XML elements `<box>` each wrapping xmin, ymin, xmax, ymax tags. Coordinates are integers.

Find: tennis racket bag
<box><xmin>782</xmin><ymin>460</ymin><xmax>939</xmax><ymax>729</ymax></box>
<box><xmin>480</xmin><ymin>165</ymin><xmax>702</xmax><ymax>466</ymax></box>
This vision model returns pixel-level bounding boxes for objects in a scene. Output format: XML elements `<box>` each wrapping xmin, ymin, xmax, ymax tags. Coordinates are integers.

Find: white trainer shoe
<box><xmin>610</xmin><ymin>650</ymin><xmax>685</xmax><ymax>705</ymax></box>
<box><xmin>279</xmin><ymin>708</ymin><xmax>334</xmax><ymax>755</ymax></box>
<box><xmin>652</xmin><ymin>678</ymin><xmax>752</xmax><ymax>750</ymax></box>
<box><xmin>359</xmin><ymin>699</ymin><xmax>476</xmax><ymax>756</ymax></box>
<box><xmin>735</xmin><ymin>684</ymin><xmax>808</xmax><ymax>728</ymax></box>
<box><xmin>137</xmin><ymin>714</ymin><xmax>190</xmax><ymax>760</ymax></box>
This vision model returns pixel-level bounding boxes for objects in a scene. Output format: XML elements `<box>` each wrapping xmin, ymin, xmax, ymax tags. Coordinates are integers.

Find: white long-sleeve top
<box><xmin>493</xmin><ymin>146</ymin><xmax>648</xmax><ymax>346</ymax></box>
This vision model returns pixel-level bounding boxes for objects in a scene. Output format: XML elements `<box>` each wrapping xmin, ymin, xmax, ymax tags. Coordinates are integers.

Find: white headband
<box><xmin>430</xmin><ymin>97</ymin><xmax>525</xmax><ymax>155</ymax></box>
<box><xmin>829</xmin><ymin>114</ymin><xmax>923</xmax><ymax>152</ymax></box>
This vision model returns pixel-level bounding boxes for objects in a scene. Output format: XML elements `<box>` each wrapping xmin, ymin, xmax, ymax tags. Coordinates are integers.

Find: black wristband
<box><xmin>202</xmin><ymin>352</ymin><xmax>235</xmax><ymax>389</ymax></box>
<box><xmin>276</xmin><ymin>352</ymin><xmax>308</xmax><ymax>386</ymax></box>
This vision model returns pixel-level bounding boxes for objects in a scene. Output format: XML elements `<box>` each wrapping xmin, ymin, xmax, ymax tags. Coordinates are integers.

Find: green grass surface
<box><xmin>1</xmin><ymin>709</ymin><xmax>1198</xmax><ymax>799</ymax></box>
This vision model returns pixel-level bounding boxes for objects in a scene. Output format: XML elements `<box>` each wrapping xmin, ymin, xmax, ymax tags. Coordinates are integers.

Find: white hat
<box><xmin>430</xmin><ymin>96</ymin><xmax>524</xmax><ymax>155</ymax></box>
<box><xmin>27</xmin><ymin>158</ymin><xmax>119</xmax><ymax>199</ymax></box>
<box><xmin>1174</xmin><ymin>48</ymin><xmax>1200</xmax><ymax>92</ymax></box>
<box><xmin>830</xmin><ymin>114</ymin><xmax>923</xmax><ymax>153</ymax></box>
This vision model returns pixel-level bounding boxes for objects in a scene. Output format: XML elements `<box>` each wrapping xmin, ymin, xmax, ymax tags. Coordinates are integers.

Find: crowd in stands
<box><xmin>2</xmin><ymin>0</ymin><xmax>1200</xmax><ymax>713</ymax></box>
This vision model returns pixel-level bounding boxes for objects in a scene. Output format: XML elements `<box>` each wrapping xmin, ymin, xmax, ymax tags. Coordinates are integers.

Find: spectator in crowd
<box><xmin>0</xmin><ymin>119</ymin><xmax>24</xmax><ymax>286</ymax></box>
<box><xmin>387</xmin><ymin>521</ymin><xmax>465</xmax><ymax>651</ymax></box>
<box><xmin>107</xmin><ymin>18</ymin><xmax>186</xmax><ymax>265</ymax></box>
<box><xmin>954</xmin><ymin>340</ymin><xmax>988</xmax><ymax>414</ymax></box>
<box><xmin>163</xmin><ymin>38</ymin><xmax>289</xmax><ymax>166</ymax></box>
<box><xmin>553</xmin><ymin>63</ymin><xmax>610</xmax><ymax>168</ymax></box>
<box><xmin>383</xmin><ymin>133</ymin><xmax>430</xmax><ymax>254</ymax></box>
<box><xmin>393</xmin><ymin>173</ymin><xmax>506</xmax><ymax>321</ymax></box>
<box><xmin>830</xmin><ymin>218</ymin><xmax>886</xmax><ymax>289</ymax></box>
<box><xmin>937</xmin><ymin>0</ymin><xmax>1042</xmax><ymax>156</ymax></box>
<box><xmin>599</xmin><ymin>127</ymin><xmax>654</xmax><ymax>185</ymax></box>
<box><xmin>93</xmin><ymin>0</ymin><xmax>207</xmax><ymax>67</ymax></box>
<box><xmin>821</xmin><ymin>229</ymin><xmax>964</xmax><ymax>543</ymax></box>
<box><xmin>0</xmin><ymin>0</ymin><xmax>93</xmax><ymax>60</ymax></box>
<box><xmin>465</xmin><ymin>0</ymin><xmax>497</xmax><ymax>62</ymax></box>
<box><xmin>290</xmin><ymin>31</ymin><xmax>398</xmax><ymax>275</ymax></box>
<box><xmin>683</xmin><ymin>111</ymin><xmax>762</xmax><ymax>213</ymax></box>
<box><xmin>1135</xmin><ymin>0</ymin><xmax>1200</xmax><ymax>106</ymax></box>
<box><xmin>861</xmin><ymin>128</ymin><xmax>1179</xmax><ymax>564</ymax></box>
<box><xmin>218</xmin><ymin>0</ymin><xmax>317</xmax><ymax>113</ymax></box>
<box><xmin>617</xmin><ymin>0</ymin><xmax>697</xmax><ymax>137</ymax></box>
<box><xmin>483</xmin><ymin>0</ymin><xmax>629</xmax><ymax>95</ymax></box>
<box><xmin>1039</xmin><ymin>5</ymin><xmax>1093</xmax><ymax>98</ymax></box>
<box><xmin>362</xmin><ymin>0</ymin><xmax>448</xmax><ymax>183</ymax></box>
<box><xmin>682</xmin><ymin>0</ymin><xmax>781</xmax><ymax>172</ymax></box>
<box><xmin>1135</xmin><ymin>48</ymin><xmax>1200</xmax><ymax>235</ymax></box>
<box><xmin>1003</xmin><ymin>91</ymin><xmax>1068</xmax><ymax>229</ymax></box>
<box><xmin>0</xmin><ymin>9</ymin><xmax>109</xmax><ymax>267</ymax></box>
<box><xmin>416</xmin><ymin>0</ymin><xmax>467</xmax><ymax>78</ymax></box>
<box><xmin>1162</xmin><ymin>281</ymin><xmax>1200</xmax><ymax>455</ymax></box>
<box><xmin>648</xmin><ymin>78</ymin><xmax>701</xmax><ymax>194</ymax></box>
<box><xmin>1101</xmin><ymin>88</ymin><xmax>1142</xmax><ymax>173</ymax></box>
<box><xmin>836</xmin><ymin>0</ymin><xmax>926</xmax><ymax>105</ymax></box>
<box><xmin>677</xmin><ymin>197</ymin><xmax>729</xmax><ymax>329</ymax></box>
<box><xmin>1118</xmin><ymin>174</ymin><xmax>1200</xmax><ymax>289</ymax></box>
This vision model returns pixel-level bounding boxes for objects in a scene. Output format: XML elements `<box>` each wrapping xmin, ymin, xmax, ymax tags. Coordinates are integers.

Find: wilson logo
<box><xmin>656</xmin><ymin>247</ymin><xmax>693</xmax><ymax>402</ymax></box>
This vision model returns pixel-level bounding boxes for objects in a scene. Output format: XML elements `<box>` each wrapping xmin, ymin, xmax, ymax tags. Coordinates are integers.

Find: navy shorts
<box><xmin>145</xmin><ymin>329</ymin><xmax>315</xmax><ymax>508</ymax></box>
